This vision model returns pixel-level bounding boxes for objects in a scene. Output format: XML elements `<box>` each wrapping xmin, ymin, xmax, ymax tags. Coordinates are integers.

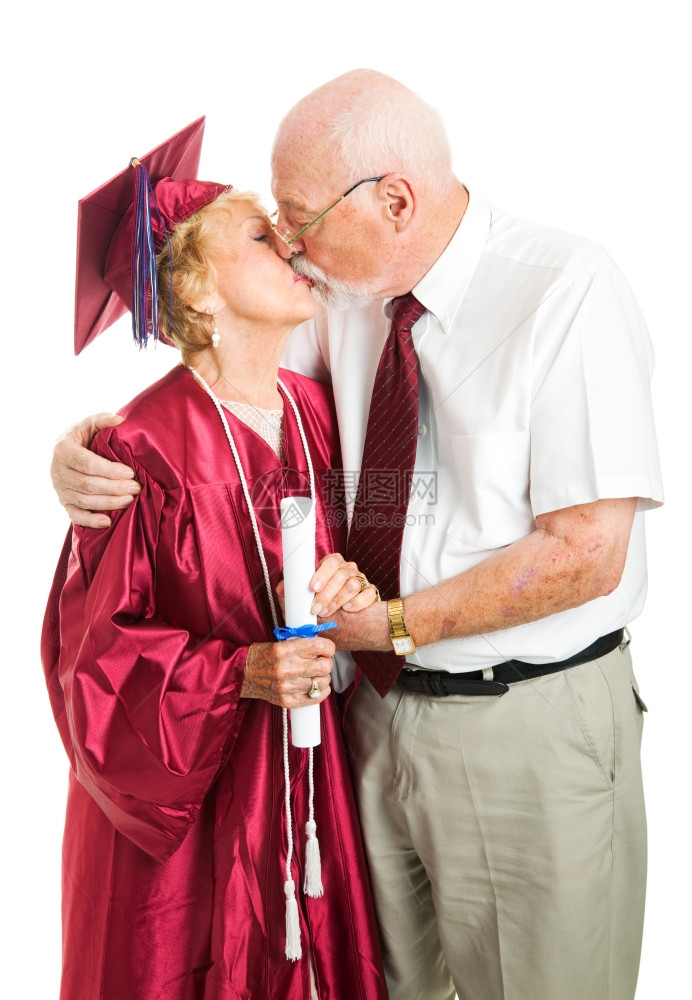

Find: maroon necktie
<box><xmin>347</xmin><ymin>293</ymin><xmax>426</xmax><ymax>696</ymax></box>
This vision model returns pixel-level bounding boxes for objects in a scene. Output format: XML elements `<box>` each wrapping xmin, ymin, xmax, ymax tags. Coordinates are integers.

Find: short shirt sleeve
<box><xmin>529</xmin><ymin>266</ymin><xmax>664</xmax><ymax>516</ymax></box>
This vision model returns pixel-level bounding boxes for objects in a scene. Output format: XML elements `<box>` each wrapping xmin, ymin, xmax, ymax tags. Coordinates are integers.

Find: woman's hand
<box><xmin>309</xmin><ymin>553</ymin><xmax>381</xmax><ymax>617</ymax></box>
<box><xmin>242</xmin><ymin>636</ymin><xmax>335</xmax><ymax>708</ymax></box>
<box><xmin>51</xmin><ymin>413</ymin><xmax>141</xmax><ymax>528</ymax></box>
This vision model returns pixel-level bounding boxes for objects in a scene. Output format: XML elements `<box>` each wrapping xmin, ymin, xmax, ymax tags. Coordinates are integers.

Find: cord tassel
<box><xmin>282</xmin><ymin>709</ymin><xmax>302</xmax><ymax>960</ymax></box>
<box><xmin>284</xmin><ymin>878</ymin><xmax>302</xmax><ymax>961</ymax></box>
<box><xmin>304</xmin><ymin>820</ymin><xmax>323</xmax><ymax>897</ymax></box>
<box><xmin>304</xmin><ymin>748</ymin><xmax>323</xmax><ymax>897</ymax></box>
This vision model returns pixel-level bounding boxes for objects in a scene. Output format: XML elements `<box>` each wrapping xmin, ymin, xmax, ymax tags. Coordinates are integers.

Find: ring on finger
<box><xmin>356</xmin><ymin>577</ymin><xmax>381</xmax><ymax>602</ymax></box>
<box><xmin>308</xmin><ymin>677</ymin><xmax>321</xmax><ymax>699</ymax></box>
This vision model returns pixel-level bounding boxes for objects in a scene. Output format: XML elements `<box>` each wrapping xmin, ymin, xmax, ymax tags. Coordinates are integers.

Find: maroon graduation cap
<box><xmin>73</xmin><ymin>117</ymin><xmax>225</xmax><ymax>354</ymax></box>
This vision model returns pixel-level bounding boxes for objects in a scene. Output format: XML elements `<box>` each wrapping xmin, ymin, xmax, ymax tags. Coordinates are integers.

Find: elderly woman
<box><xmin>41</xmin><ymin>128</ymin><xmax>388</xmax><ymax>1000</ymax></box>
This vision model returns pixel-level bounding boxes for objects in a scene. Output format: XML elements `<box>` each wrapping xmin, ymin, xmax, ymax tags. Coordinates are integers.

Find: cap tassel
<box><xmin>131</xmin><ymin>158</ymin><xmax>170</xmax><ymax>349</ymax></box>
<box><xmin>304</xmin><ymin>750</ymin><xmax>323</xmax><ymax>897</ymax></box>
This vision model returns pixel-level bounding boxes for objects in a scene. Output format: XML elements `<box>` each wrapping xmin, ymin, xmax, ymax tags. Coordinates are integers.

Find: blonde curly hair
<box><xmin>156</xmin><ymin>188</ymin><xmax>265</xmax><ymax>366</ymax></box>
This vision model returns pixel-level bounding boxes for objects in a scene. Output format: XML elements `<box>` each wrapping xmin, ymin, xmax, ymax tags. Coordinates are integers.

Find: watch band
<box><xmin>387</xmin><ymin>597</ymin><xmax>416</xmax><ymax>654</ymax></box>
<box><xmin>387</xmin><ymin>597</ymin><xmax>407</xmax><ymax>636</ymax></box>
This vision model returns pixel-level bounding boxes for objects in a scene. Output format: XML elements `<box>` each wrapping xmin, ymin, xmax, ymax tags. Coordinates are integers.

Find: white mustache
<box><xmin>290</xmin><ymin>255</ymin><xmax>374</xmax><ymax>310</ymax></box>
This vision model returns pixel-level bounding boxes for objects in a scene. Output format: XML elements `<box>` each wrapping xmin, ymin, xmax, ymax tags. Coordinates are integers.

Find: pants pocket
<box><xmin>631</xmin><ymin>680</ymin><xmax>648</xmax><ymax>713</ymax></box>
<box><xmin>563</xmin><ymin>662</ymin><xmax>616</xmax><ymax>788</ymax></box>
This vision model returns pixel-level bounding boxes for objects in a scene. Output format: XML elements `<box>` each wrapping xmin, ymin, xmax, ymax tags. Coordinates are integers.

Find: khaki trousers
<box><xmin>344</xmin><ymin>643</ymin><xmax>647</xmax><ymax>1000</ymax></box>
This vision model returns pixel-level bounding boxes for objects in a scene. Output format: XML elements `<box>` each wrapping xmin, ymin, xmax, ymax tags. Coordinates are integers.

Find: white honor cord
<box><xmin>186</xmin><ymin>365</ymin><xmax>319</xmax><ymax>958</ymax></box>
<box><xmin>280</xmin><ymin>377</ymin><xmax>316</xmax><ymax>503</ymax></box>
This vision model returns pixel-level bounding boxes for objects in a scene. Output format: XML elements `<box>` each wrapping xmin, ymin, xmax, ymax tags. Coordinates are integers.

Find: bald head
<box><xmin>272</xmin><ymin>69</ymin><xmax>453</xmax><ymax>198</ymax></box>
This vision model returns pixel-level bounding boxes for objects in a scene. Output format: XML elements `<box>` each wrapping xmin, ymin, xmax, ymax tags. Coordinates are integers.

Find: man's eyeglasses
<box><xmin>270</xmin><ymin>176</ymin><xmax>384</xmax><ymax>252</ymax></box>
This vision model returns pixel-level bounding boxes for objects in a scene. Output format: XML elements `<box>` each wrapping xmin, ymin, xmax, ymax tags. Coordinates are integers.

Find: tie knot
<box><xmin>390</xmin><ymin>293</ymin><xmax>425</xmax><ymax>333</ymax></box>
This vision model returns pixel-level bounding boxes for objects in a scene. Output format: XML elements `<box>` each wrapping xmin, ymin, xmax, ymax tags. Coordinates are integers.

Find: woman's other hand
<box><xmin>242</xmin><ymin>637</ymin><xmax>335</xmax><ymax>707</ymax></box>
<box><xmin>309</xmin><ymin>553</ymin><xmax>381</xmax><ymax>617</ymax></box>
<box><xmin>51</xmin><ymin>413</ymin><xmax>141</xmax><ymax>528</ymax></box>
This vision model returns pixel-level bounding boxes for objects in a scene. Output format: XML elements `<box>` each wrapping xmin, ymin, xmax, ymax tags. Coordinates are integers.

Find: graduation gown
<box><xmin>41</xmin><ymin>365</ymin><xmax>388</xmax><ymax>1000</ymax></box>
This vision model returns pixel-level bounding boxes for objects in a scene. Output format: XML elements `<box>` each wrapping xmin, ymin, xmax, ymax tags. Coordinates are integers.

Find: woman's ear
<box><xmin>378</xmin><ymin>174</ymin><xmax>415</xmax><ymax>232</ymax></box>
<box><xmin>187</xmin><ymin>292</ymin><xmax>223</xmax><ymax>315</ymax></box>
<box><xmin>189</xmin><ymin>301</ymin><xmax>213</xmax><ymax>316</ymax></box>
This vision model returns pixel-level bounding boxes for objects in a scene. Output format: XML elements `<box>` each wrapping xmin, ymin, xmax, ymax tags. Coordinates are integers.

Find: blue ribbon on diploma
<box><xmin>273</xmin><ymin>622</ymin><xmax>338</xmax><ymax>641</ymax></box>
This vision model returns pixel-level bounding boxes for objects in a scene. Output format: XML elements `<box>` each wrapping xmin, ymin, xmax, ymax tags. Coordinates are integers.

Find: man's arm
<box><xmin>51</xmin><ymin>414</ymin><xmax>141</xmax><ymax>528</ymax></box>
<box><xmin>326</xmin><ymin>497</ymin><xmax>637</xmax><ymax>650</ymax></box>
<box><xmin>52</xmin><ymin>319</ymin><xmax>328</xmax><ymax>530</ymax></box>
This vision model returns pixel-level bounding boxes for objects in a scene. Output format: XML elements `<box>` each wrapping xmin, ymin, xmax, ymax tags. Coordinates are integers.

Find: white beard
<box><xmin>290</xmin><ymin>255</ymin><xmax>375</xmax><ymax>310</ymax></box>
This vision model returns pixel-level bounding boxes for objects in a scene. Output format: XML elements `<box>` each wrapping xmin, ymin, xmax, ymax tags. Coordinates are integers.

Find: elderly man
<box><xmin>52</xmin><ymin>70</ymin><xmax>662</xmax><ymax>1000</ymax></box>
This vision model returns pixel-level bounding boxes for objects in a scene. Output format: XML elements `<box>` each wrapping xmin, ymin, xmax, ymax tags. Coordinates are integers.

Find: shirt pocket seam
<box><xmin>445</xmin><ymin>430</ymin><xmax>534</xmax><ymax>550</ymax></box>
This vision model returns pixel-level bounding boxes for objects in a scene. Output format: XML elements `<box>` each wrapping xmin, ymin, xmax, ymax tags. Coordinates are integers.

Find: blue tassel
<box><xmin>130</xmin><ymin>159</ymin><xmax>172</xmax><ymax>349</ymax></box>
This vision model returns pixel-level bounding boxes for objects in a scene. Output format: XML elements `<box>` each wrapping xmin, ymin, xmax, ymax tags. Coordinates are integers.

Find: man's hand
<box><xmin>242</xmin><ymin>636</ymin><xmax>336</xmax><ymax>707</ymax></box>
<box><xmin>321</xmin><ymin>600</ymin><xmax>391</xmax><ymax>652</ymax></box>
<box><xmin>51</xmin><ymin>413</ymin><xmax>141</xmax><ymax>528</ymax></box>
<box><xmin>275</xmin><ymin>552</ymin><xmax>381</xmax><ymax>619</ymax></box>
<box><xmin>309</xmin><ymin>553</ymin><xmax>381</xmax><ymax>616</ymax></box>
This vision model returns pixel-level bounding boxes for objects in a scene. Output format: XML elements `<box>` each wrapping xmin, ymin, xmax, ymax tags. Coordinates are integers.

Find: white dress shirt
<box><xmin>282</xmin><ymin>192</ymin><xmax>663</xmax><ymax>678</ymax></box>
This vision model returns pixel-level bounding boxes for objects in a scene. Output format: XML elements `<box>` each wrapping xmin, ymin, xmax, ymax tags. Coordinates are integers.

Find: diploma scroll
<box><xmin>280</xmin><ymin>496</ymin><xmax>321</xmax><ymax>748</ymax></box>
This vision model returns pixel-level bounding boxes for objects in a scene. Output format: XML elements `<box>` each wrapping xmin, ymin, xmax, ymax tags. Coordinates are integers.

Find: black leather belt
<box><xmin>396</xmin><ymin>629</ymin><xmax>625</xmax><ymax>697</ymax></box>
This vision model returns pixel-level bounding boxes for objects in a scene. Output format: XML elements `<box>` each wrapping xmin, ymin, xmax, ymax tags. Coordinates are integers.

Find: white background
<box><xmin>2</xmin><ymin>1</ymin><xmax>689</xmax><ymax>996</ymax></box>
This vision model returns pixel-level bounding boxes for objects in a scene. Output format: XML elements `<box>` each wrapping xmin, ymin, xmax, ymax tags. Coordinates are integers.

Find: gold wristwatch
<box><xmin>387</xmin><ymin>597</ymin><xmax>417</xmax><ymax>655</ymax></box>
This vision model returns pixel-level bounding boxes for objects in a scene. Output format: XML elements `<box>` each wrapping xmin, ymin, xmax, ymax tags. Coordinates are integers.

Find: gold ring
<box><xmin>356</xmin><ymin>577</ymin><xmax>381</xmax><ymax>602</ymax></box>
<box><xmin>308</xmin><ymin>678</ymin><xmax>321</xmax><ymax>699</ymax></box>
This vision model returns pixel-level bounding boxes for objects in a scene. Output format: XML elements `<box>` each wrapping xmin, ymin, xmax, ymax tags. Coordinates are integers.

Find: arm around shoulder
<box><xmin>51</xmin><ymin>412</ymin><xmax>141</xmax><ymax>528</ymax></box>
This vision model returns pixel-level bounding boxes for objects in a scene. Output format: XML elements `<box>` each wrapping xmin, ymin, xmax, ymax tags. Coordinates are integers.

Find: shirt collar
<box><xmin>383</xmin><ymin>190</ymin><xmax>491</xmax><ymax>334</ymax></box>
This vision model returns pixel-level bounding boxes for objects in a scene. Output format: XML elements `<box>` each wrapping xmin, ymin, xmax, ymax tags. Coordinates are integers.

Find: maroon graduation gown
<box><xmin>41</xmin><ymin>365</ymin><xmax>388</xmax><ymax>1000</ymax></box>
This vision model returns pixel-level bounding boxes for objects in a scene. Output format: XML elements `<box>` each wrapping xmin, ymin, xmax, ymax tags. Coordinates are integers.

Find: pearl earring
<box><xmin>206</xmin><ymin>308</ymin><xmax>220</xmax><ymax>348</ymax></box>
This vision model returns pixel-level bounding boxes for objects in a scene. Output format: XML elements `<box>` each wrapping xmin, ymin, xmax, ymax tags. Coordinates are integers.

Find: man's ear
<box><xmin>378</xmin><ymin>174</ymin><xmax>416</xmax><ymax>232</ymax></box>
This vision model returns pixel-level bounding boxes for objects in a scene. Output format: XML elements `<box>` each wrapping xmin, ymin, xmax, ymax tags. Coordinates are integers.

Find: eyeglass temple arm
<box><xmin>342</xmin><ymin>176</ymin><xmax>384</xmax><ymax>197</ymax></box>
<box><xmin>299</xmin><ymin>177</ymin><xmax>385</xmax><ymax>235</ymax></box>
<box><xmin>279</xmin><ymin>176</ymin><xmax>385</xmax><ymax>246</ymax></box>
<box><xmin>290</xmin><ymin>197</ymin><xmax>346</xmax><ymax>242</ymax></box>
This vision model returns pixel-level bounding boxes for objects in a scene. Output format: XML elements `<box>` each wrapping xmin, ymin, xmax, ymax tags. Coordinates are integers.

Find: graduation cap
<box><xmin>74</xmin><ymin>117</ymin><xmax>227</xmax><ymax>354</ymax></box>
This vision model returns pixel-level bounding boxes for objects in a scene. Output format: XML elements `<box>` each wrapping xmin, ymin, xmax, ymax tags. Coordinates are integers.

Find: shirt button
<box><xmin>417</xmin><ymin>424</ymin><xmax>427</xmax><ymax>436</ymax></box>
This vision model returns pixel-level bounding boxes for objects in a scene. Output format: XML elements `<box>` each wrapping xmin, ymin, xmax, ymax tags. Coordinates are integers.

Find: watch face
<box><xmin>392</xmin><ymin>636</ymin><xmax>415</xmax><ymax>655</ymax></box>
